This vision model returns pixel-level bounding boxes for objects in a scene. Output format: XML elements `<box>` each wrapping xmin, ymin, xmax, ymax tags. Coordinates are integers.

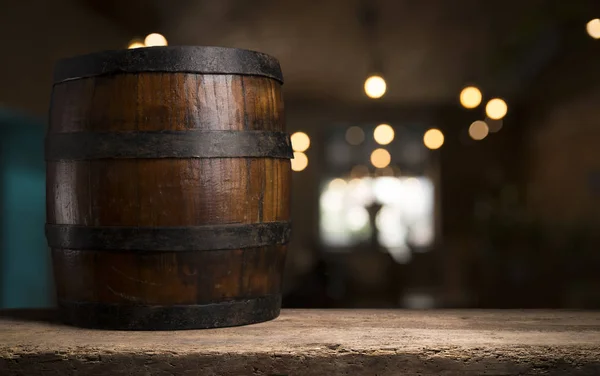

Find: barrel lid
<box><xmin>53</xmin><ymin>46</ymin><xmax>283</xmax><ymax>84</ymax></box>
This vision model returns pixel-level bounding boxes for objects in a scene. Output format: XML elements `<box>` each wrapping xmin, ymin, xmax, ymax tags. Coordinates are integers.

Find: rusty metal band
<box><xmin>53</xmin><ymin>46</ymin><xmax>283</xmax><ymax>84</ymax></box>
<box><xmin>58</xmin><ymin>295</ymin><xmax>281</xmax><ymax>330</ymax></box>
<box><xmin>45</xmin><ymin>130</ymin><xmax>292</xmax><ymax>161</ymax></box>
<box><xmin>46</xmin><ymin>222</ymin><xmax>292</xmax><ymax>251</ymax></box>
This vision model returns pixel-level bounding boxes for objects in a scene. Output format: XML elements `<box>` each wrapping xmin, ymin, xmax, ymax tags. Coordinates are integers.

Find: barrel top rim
<box><xmin>53</xmin><ymin>46</ymin><xmax>283</xmax><ymax>84</ymax></box>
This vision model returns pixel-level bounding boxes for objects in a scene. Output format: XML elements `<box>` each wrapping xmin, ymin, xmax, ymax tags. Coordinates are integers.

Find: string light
<box><xmin>291</xmin><ymin>152</ymin><xmax>308</xmax><ymax>172</ymax></box>
<box><xmin>423</xmin><ymin>129</ymin><xmax>444</xmax><ymax>150</ymax></box>
<box><xmin>469</xmin><ymin>120</ymin><xmax>489</xmax><ymax>141</ymax></box>
<box><xmin>290</xmin><ymin>132</ymin><xmax>310</xmax><ymax>152</ymax></box>
<box><xmin>370</xmin><ymin>148</ymin><xmax>391</xmax><ymax>168</ymax></box>
<box><xmin>144</xmin><ymin>33</ymin><xmax>168</xmax><ymax>47</ymax></box>
<box><xmin>459</xmin><ymin>86</ymin><xmax>482</xmax><ymax>109</ymax></box>
<box><xmin>485</xmin><ymin>98</ymin><xmax>508</xmax><ymax>120</ymax></box>
<box><xmin>373</xmin><ymin>124</ymin><xmax>394</xmax><ymax>145</ymax></box>
<box><xmin>586</xmin><ymin>19</ymin><xmax>600</xmax><ymax>39</ymax></box>
<box><xmin>128</xmin><ymin>40</ymin><xmax>144</xmax><ymax>49</ymax></box>
<box><xmin>364</xmin><ymin>75</ymin><xmax>386</xmax><ymax>99</ymax></box>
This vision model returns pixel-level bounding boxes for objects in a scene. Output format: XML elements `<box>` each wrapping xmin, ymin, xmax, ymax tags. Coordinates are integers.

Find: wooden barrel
<box><xmin>45</xmin><ymin>46</ymin><xmax>291</xmax><ymax>330</ymax></box>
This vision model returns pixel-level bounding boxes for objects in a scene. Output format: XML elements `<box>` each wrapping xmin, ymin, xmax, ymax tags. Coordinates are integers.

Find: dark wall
<box><xmin>524</xmin><ymin>40</ymin><xmax>600</xmax><ymax>226</ymax></box>
<box><xmin>0</xmin><ymin>0</ymin><xmax>128</xmax><ymax>116</ymax></box>
<box><xmin>518</xmin><ymin>38</ymin><xmax>600</xmax><ymax>308</ymax></box>
<box><xmin>435</xmin><ymin>105</ymin><xmax>528</xmax><ymax>307</ymax></box>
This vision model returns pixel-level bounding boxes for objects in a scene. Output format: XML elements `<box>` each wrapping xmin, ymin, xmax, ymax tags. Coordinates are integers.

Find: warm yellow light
<box><xmin>469</xmin><ymin>120</ymin><xmax>489</xmax><ymax>141</ymax></box>
<box><xmin>459</xmin><ymin>86</ymin><xmax>482</xmax><ymax>109</ymax></box>
<box><xmin>423</xmin><ymin>128</ymin><xmax>444</xmax><ymax>150</ymax></box>
<box><xmin>364</xmin><ymin>75</ymin><xmax>386</xmax><ymax>99</ymax></box>
<box><xmin>586</xmin><ymin>19</ymin><xmax>600</xmax><ymax>39</ymax></box>
<box><xmin>291</xmin><ymin>152</ymin><xmax>308</xmax><ymax>172</ymax></box>
<box><xmin>128</xmin><ymin>40</ymin><xmax>145</xmax><ymax>49</ymax></box>
<box><xmin>290</xmin><ymin>132</ymin><xmax>310</xmax><ymax>152</ymax></box>
<box><xmin>370</xmin><ymin>148</ymin><xmax>391</xmax><ymax>169</ymax></box>
<box><xmin>486</xmin><ymin>98</ymin><xmax>508</xmax><ymax>120</ymax></box>
<box><xmin>329</xmin><ymin>178</ymin><xmax>347</xmax><ymax>190</ymax></box>
<box><xmin>144</xmin><ymin>33</ymin><xmax>168</xmax><ymax>47</ymax></box>
<box><xmin>373</xmin><ymin>124</ymin><xmax>395</xmax><ymax>145</ymax></box>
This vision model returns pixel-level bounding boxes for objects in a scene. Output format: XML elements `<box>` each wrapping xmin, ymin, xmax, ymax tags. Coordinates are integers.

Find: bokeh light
<box><xmin>586</xmin><ymin>19</ymin><xmax>600</xmax><ymax>39</ymax></box>
<box><xmin>373</xmin><ymin>124</ymin><xmax>395</xmax><ymax>145</ymax></box>
<box><xmin>291</xmin><ymin>132</ymin><xmax>310</xmax><ymax>152</ymax></box>
<box><xmin>375</xmin><ymin>166</ymin><xmax>395</xmax><ymax>177</ymax></box>
<box><xmin>486</xmin><ymin>117</ymin><xmax>503</xmax><ymax>133</ymax></box>
<box><xmin>469</xmin><ymin>120</ymin><xmax>489</xmax><ymax>141</ymax></box>
<box><xmin>328</xmin><ymin>178</ymin><xmax>347</xmax><ymax>190</ymax></box>
<box><xmin>144</xmin><ymin>33</ymin><xmax>168</xmax><ymax>47</ymax></box>
<box><xmin>370</xmin><ymin>148</ymin><xmax>391</xmax><ymax>168</ymax></box>
<box><xmin>351</xmin><ymin>165</ymin><xmax>370</xmax><ymax>178</ymax></box>
<box><xmin>291</xmin><ymin>152</ymin><xmax>308</xmax><ymax>172</ymax></box>
<box><xmin>346</xmin><ymin>126</ymin><xmax>365</xmax><ymax>145</ymax></box>
<box><xmin>459</xmin><ymin>86</ymin><xmax>482</xmax><ymax>109</ymax></box>
<box><xmin>364</xmin><ymin>75</ymin><xmax>387</xmax><ymax>99</ymax></box>
<box><xmin>423</xmin><ymin>128</ymin><xmax>444</xmax><ymax>150</ymax></box>
<box><xmin>485</xmin><ymin>98</ymin><xmax>508</xmax><ymax>120</ymax></box>
<box><xmin>128</xmin><ymin>40</ymin><xmax>145</xmax><ymax>49</ymax></box>
<box><xmin>346</xmin><ymin>206</ymin><xmax>370</xmax><ymax>231</ymax></box>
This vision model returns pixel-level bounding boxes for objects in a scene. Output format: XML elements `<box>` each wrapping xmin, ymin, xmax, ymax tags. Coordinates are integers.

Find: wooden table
<box><xmin>1</xmin><ymin>309</ymin><xmax>599</xmax><ymax>375</ymax></box>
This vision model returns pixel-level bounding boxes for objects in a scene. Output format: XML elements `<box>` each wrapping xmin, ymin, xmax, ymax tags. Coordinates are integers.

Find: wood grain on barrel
<box><xmin>47</xmin><ymin>73</ymin><xmax>290</xmax><ymax>308</ymax></box>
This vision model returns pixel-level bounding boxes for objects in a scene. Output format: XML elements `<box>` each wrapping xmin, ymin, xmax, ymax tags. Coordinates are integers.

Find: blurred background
<box><xmin>1</xmin><ymin>0</ymin><xmax>600</xmax><ymax>310</ymax></box>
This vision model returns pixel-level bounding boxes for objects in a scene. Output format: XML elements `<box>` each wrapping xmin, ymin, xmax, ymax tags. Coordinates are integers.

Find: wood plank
<box><xmin>1</xmin><ymin>310</ymin><xmax>599</xmax><ymax>375</ymax></box>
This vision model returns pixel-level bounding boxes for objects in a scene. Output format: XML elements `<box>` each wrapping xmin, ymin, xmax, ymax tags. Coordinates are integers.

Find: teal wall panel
<box><xmin>0</xmin><ymin>109</ymin><xmax>53</xmax><ymax>308</ymax></box>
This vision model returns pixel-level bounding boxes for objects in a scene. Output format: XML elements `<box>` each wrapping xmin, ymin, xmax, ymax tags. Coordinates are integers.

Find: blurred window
<box><xmin>319</xmin><ymin>176</ymin><xmax>435</xmax><ymax>259</ymax></box>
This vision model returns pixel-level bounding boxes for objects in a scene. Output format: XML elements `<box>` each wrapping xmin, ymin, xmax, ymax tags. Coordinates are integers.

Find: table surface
<box><xmin>1</xmin><ymin>309</ymin><xmax>600</xmax><ymax>375</ymax></box>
